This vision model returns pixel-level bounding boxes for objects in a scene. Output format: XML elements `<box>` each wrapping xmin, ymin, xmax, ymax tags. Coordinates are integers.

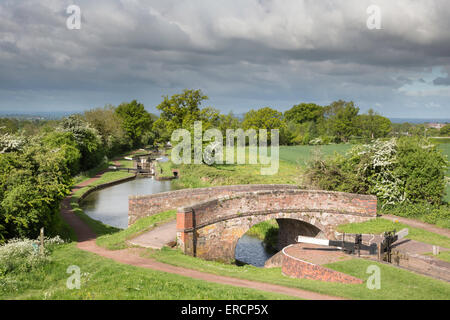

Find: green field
<box><xmin>279</xmin><ymin>144</ymin><xmax>353</xmax><ymax>166</ymax></box>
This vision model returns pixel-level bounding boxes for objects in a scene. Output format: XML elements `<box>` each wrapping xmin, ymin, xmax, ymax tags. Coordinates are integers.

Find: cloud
<box><xmin>0</xmin><ymin>0</ymin><xmax>449</xmax><ymax>118</ymax></box>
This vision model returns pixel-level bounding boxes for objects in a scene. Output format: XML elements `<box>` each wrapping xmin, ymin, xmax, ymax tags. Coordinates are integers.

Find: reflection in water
<box><xmin>80</xmin><ymin>177</ymin><xmax>174</xmax><ymax>229</ymax></box>
<box><xmin>235</xmin><ymin>235</ymin><xmax>276</xmax><ymax>267</ymax></box>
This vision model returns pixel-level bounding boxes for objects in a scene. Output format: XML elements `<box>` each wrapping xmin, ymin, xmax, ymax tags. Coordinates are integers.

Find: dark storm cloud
<box><xmin>0</xmin><ymin>0</ymin><xmax>449</xmax><ymax>117</ymax></box>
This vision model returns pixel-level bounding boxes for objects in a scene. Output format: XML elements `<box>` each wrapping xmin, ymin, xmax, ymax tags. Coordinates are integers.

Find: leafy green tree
<box><xmin>0</xmin><ymin>141</ymin><xmax>73</xmax><ymax>240</ymax></box>
<box><xmin>440</xmin><ymin>124</ymin><xmax>450</xmax><ymax>136</ymax></box>
<box><xmin>325</xmin><ymin>100</ymin><xmax>360</xmax><ymax>142</ymax></box>
<box><xmin>359</xmin><ymin>109</ymin><xmax>392</xmax><ymax>140</ymax></box>
<box><xmin>284</xmin><ymin>103</ymin><xmax>324</xmax><ymax>124</ymax></box>
<box><xmin>242</xmin><ymin>107</ymin><xmax>289</xmax><ymax>144</ymax></box>
<box><xmin>84</xmin><ymin>105</ymin><xmax>132</xmax><ymax>156</ymax></box>
<box><xmin>394</xmin><ymin>137</ymin><xmax>446</xmax><ymax>204</ymax></box>
<box><xmin>217</xmin><ymin>112</ymin><xmax>241</xmax><ymax>136</ymax></box>
<box><xmin>153</xmin><ymin>89</ymin><xmax>208</xmax><ymax>143</ymax></box>
<box><xmin>116</xmin><ymin>100</ymin><xmax>153</xmax><ymax>148</ymax></box>
<box><xmin>41</xmin><ymin>131</ymin><xmax>81</xmax><ymax>175</ymax></box>
<box><xmin>60</xmin><ymin>115</ymin><xmax>104</xmax><ymax>171</ymax></box>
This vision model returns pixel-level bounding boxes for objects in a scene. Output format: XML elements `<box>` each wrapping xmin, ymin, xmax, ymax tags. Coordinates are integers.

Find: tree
<box><xmin>242</xmin><ymin>107</ymin><xmax>289</xmax><ymax>144</ymax></box>
<box><xmin>153</xmin><ymin>89</ymin><xmax>208</xmax><ymax>143</ymax></box>
<box><xmin>0</xmin><ymin>140</ymin><xmax>73</xmax><ymax>240</ymax></box>
<box><xmin>359</xmin><ymin>109</ymin><xmax>392</xmax><ymax>140</ymax></box>
<box><xmin>116</xmin><ymin>100</ymin><xmax>153</xmax><ymax>148</ymax></box>
<box><xmin>284</xmin><ymin>103</ymin><xmax>324</xmax><ymax>124</ymax></box>
<box><xmin>41</xmin><ymin>131</ymin><xmax>81</xmax><ymax>176</ymax></box>
<box><xmin>84</xmin><ymin>105</ymin><xmax>132</xmax><ymax>156</ymax></box>
<box><xmin>325</xmin><ymin>100</ymin><xmax>360</xmax><ymax>142</ymax></box>
<box><xmin>60</xmin><ymin>115</ymin><xmax>104</xmax><ymax>171</ymax></box>
<box><xmin>440</xmin><ymin>124</ymin><xmax>450</xmax><ymax>136</ymax></box>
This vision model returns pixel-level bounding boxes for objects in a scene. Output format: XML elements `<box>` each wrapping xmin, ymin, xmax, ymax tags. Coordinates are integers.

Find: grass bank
<box><xmin>424</xmin><ymin>251</ymin><xmax>450</xmax><ymax>263</ymax></box>
<box><xmin>337</xmin><ymin>218</ymin><xmax>450</xmax><ymax>248</ymax></box>
<box><xmin>0</xmin><ymin>243</ymin><xmax>294</xmax><ymax>300</ymax></box>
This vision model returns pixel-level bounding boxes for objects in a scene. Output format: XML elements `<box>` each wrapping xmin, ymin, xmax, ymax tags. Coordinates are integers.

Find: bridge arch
<box><xmin>177</xmin><ymin>189</ymin><xmax>377</xmax><ymax>262</ymax></box>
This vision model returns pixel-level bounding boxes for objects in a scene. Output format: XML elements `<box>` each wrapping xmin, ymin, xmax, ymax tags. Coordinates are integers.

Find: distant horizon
<box><xmin>1</xmin><ymin>110</ymin><xmax>449</xmax><ymax>125</ymax></box>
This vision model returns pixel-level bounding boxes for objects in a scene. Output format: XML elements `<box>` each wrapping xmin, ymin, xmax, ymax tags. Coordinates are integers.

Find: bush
<box><xmin>0</xmin><ymin>237</ymin><xmax>64</xmax><ymax>276</ymax></box>
<box><xmin>306</xmin><ymin>137</ymin><xmax>447</xmax><ymax>208</ymax></box>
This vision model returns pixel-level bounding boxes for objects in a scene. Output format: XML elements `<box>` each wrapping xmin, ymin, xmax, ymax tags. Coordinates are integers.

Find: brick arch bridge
<box><xmin>128</xmin><ymin>184</ymin><xmax>377</xmax><ymax>262</ymax></box>
<box><xmin>176</xmin><ymin>189</ymin><xmax>377</xmax><ymax>262</ymax></box>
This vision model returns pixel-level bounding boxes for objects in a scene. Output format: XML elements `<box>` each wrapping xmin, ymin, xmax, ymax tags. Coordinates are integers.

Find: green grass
<box><xmin>431</xmin><ymin>138</ymin><xmax>450</xmax><ymax>145</ymax></box>
<box><xmin>73</xmin><ymin>161</ymin><xmax>111</xmax><ymax>185</ymax></box>
<box><xmin>246</xmin><ymin>220</ymin><xmax>279</xmax><ymax>251</ymax></box>
<box><xmin>170</xmin><ymin>145</ymin><xmax>354</xmax><ymax>189</ymax></box>
<box><xmin>142</xmin><ymin>247</ymin><xmax>450</xmax><ymax>300</ymax></box>
<box><xmin>424</xmin><ymin>251</ymin><xmax>450</xmax><ymax>263</ymax></box>
<box><xmin>445</xmin><ymin>183</ymin><xmax>450</xmax><ymax>204</ymax></box>
<box><xmin>337</xmin><ymin>218</ymin><xmax>450</xmax><ymax>249</ymax></box>
<box><xmin>0</xmin><ymin>243</ymin><xmax>295</xmax><ymax>300</ymax></box>
<box><xmin>279</xmin><ymin>144</ymin><xmax>353</xmax><ymax>166</ymax></box>
<box><xmin>155</xmin><ymin>161</ymin><xmax>175</xmax><ymax>178</ymax></box>
<box><xmin>97</xmin><ymin>210</ymin><xmax>177</xmax><ymax>250</ymax></box>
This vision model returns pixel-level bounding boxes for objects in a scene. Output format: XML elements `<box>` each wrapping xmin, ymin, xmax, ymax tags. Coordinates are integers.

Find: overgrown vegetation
<box><xmin>306</xmin><ymin>137</ymin><xmax>449</xmax><ymax>226</ymax></box>
<box><xmin>0</xmin><ymin>237</ymin><xmax>64</xmax><ymax>278</ymax></box>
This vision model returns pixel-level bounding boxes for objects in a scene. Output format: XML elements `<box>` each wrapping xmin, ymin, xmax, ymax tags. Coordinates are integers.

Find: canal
<box><xmin>80</xmin><ymin>177</ymin><xmax>275</xmax><ymax>267</ymax></box>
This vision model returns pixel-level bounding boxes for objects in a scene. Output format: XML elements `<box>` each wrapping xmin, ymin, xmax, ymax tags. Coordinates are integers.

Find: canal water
<box><xmin>235</xmin><ymin>235</ymin><xmax>276</xmax><ymax>267</ymax></box>
<box><xmin>80</xmin><ymin>177</ymin><xmax>275</xmax><ymax>267</ymax></box>
<box><xmin>80</xmin><ymin>177</ymin><xmax>173</xmax><ymax>229</ymax></box>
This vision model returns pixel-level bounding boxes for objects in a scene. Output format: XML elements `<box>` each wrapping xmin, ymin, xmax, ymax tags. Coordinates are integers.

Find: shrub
<box><xmin>306</xmin><ymin>137</ymin><xmax>447</xmax><ymax>208</ymax></box>
<box><xmin>0</xmin><ymin>237</ymin><xmax>64</xmax><ymax>276</ymax></box>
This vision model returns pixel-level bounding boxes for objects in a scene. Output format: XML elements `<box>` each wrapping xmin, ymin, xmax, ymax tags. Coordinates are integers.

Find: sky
<box><xmin>0</xmin><ymin>0</ymin><xmax>450</xmax><ymax>118</ymax></box>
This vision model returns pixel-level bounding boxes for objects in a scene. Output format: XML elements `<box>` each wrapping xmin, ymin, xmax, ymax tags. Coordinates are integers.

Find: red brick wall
<box><xmin>128</xmin><ymin>184</ymin><xmax>299</xmax><ymax>225</ymax></box>
<box><xmin>281</xmin><ymin>245</ymin><xmax>363</xmax><ymax>284</ymax></box>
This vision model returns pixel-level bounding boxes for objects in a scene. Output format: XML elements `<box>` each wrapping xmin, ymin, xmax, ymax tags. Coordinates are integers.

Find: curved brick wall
<box><xmin>177</xmin><ymin>189</ymin><xmax>377</xmax><ymax>261</ymax></box>
<box><xmin>128</xmin><ymin>184</ymin><xmax>300</xmax><ymax>225</ymax></box>
<box><xmin>281</xmin><ymin>245</ymin><xmax>363</xmax><ymax>284</ymax></box>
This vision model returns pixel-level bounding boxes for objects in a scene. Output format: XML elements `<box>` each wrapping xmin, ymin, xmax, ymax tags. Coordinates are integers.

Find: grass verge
<box><xmin>142</xmin><ymin>247</ymin><xmax>450</xmax><ymax>300</ymax></box>
<box><xmin>337</xmin><ymin>218</ymin><xmax>450</xmax><ymax>248</ymax></box>
<box><xmin>0</xmin><ymin>243</ymin><xmax>295</xmax><ymax>300</ymax></box>
<box><xmin>424</xmin><ymin>251</ymin><xmax>450</xmax><ymax>263</ymax></box>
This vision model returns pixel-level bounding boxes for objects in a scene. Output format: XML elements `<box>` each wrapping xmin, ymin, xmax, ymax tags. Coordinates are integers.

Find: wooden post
<box><xmin>377</xmin><ymin>243</ymin><xmax>382</xmax><ymax>261</ymax></box>
<box><xmin>40</xmin><ymin>227</ymin><xmax>44</xmax><ymax>255</ymax></box>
